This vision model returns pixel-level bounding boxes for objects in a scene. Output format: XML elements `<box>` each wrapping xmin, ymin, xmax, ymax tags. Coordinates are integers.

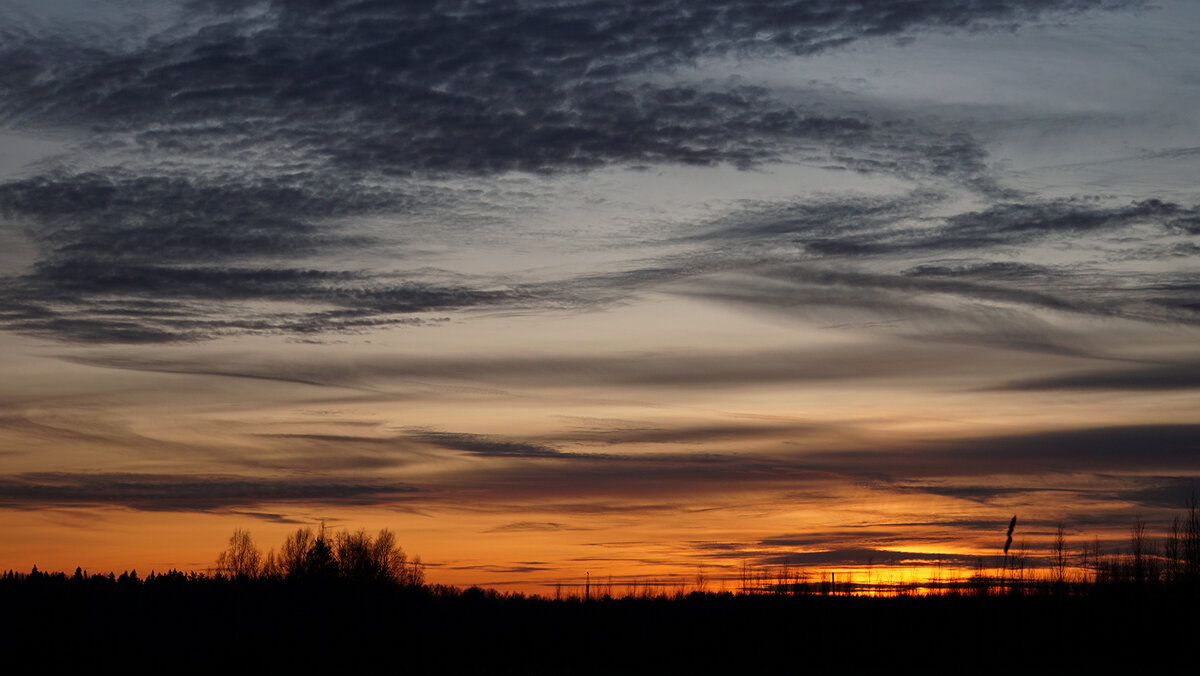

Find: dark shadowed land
<box><xmin>6</xmin><ymin>512</ymin><xmax>1200</xmax><ymax>674</ymax></box>
<box><xmin>3</xmin><ymin>571</ymin><xmax>1199</xmax><ymax>673</ymax></box>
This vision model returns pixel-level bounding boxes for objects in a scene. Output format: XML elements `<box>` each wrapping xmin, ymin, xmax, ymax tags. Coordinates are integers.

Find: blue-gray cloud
<box><xmin>0</xmin><ymin>472</ymin><xmax>419</xmax><ymax>512</ymax></box>
<box><xmin>996</xmin><ymin>361</ymin><xmax>1200</xmax><ymax>392</ymax></box>
<box><xmin>0</xmin><ymin>0</ymin><xmax>1178</xmax><ymax>346</ymax></box>
<box><xmin>811</xmin><ymin>424</ymin><xmax>1200</xmax><ymax>480</ymax></box>
<box><xmin>678</xmin><ymin>195</ymin><xmax>1200</xmax><ymax>336</ymax></box>
<box><xmin>4</xmin><ymin>0</ymin><xmax>1134</xmax><ymax>176</ymax></box>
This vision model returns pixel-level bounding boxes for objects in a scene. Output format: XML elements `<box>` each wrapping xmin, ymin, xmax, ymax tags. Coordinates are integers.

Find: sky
<box><xmin>1</xmin><ymin>0</ymin><xmax>1198</xmax><ymax>592</ymax></box>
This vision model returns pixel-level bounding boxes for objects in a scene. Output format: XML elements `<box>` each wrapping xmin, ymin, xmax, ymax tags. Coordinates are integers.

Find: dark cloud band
<box><xmin>0</xmin><ymin>472</ymin><xmax>419</xmax><ymax>512</ymax></box>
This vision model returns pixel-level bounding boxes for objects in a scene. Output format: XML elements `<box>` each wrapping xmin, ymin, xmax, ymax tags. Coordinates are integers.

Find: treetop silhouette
<box><xmin>217</xmin><ymin>526</ymin><xmax>424</xmax><ymax>585</ymax></box>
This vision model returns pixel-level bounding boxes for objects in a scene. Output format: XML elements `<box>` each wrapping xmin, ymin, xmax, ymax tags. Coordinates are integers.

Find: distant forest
<box><xmin>5</xmin><ymin>505</ymin><xmax>1200</xmax><ymax>672</ymax></box>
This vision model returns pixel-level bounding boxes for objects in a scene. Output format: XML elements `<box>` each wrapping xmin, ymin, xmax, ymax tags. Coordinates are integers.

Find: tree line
<box><xmin>215</xmin><ymin>525</ymin><xmax>424</xmax><ymax>585</ymax></box>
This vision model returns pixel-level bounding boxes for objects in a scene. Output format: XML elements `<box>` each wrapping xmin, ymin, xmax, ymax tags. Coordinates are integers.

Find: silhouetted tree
<box><xmin>1130</xmin><ymin>518</ymin><xmax>1147</xmax><ymax>586</ymax></box>
<box><xmin>1184</xmin><ymin>493</ymin><xmax>1200</xmax><ymax>583</ymax></box>
<box><xmin>371</xmin><ymin>528</ymin><xmax>424</xmax><ymax>586</ymax></box>
<box><xmin>335</xmin><ymin>528</ymin><xmax>375</xmax><ymax>581</ymax></box>
<box><xmin>216</xmin><ymin>528</ymin><xmax>262</xmax><ymax>579</ymax></box>
<box><xmin>298</xmin><ymin>530</ymin><xmax>338</xmax><ymax>581</ymax></box>
<box><xmin>1165</xmin><ymin>514</ymin><xmax>1181</xmax><ymax>582</ymax></box>
<box><xmin>279</xmin><ymin>527</ymin><xmax>316</xmax><ymax>578</ymax></box>
<box><xmin>261</xmin><ymin>548</ymin><xmax>280</xmax><ymax>580</ymax></box>
<box><xmin>330</xmin><ymin>527</ymin><xmax>423</xmax><ymax>584</ymax></box>
<box><xmin>261</xmin><ymin>524</ymin><xmax>428</xmax><ymax>584</ymax></box>
<box><xmin>1054</xmin><ymin>523</ymin><xmax>1067</xmax><ymax>591</ymax></box>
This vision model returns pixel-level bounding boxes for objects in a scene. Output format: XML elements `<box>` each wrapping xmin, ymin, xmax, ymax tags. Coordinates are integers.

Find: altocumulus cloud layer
<box><xmin>4</xmin><ymin>0</ymin><xmax>1192</xmax><ymax>343</ymax></box>
<box><xmin>1</xmin><ymin>0</ymin><xmax>1199</xmax><ymax>582</ymax></box>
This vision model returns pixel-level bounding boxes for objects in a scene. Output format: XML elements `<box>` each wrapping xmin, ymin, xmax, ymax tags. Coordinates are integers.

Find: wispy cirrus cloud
<box><xmin>5</xmin><ymin>0</ymin><xmax>1134</xmax><ymax>176</ymax></box>
<box><xmin>56</xmin><ymin>342</ymin><xmax>1061</xmax><ymax>391</ymax></box>
<box><xmin>671</xmin><ymin>193</ymin><xmax>1200</xmax><ymax>344</ymax></box>
<box><xmin>0</xmin><ymin>0</ymin><xmax>1162</xmax><ymax>344</ymax></box>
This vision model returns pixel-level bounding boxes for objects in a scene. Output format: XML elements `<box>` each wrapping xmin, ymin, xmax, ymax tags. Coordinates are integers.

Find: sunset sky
<box><xmin>1</xmin><ymin>0</ymin><xmax>1198</xmax><ymax>592</ymax></box>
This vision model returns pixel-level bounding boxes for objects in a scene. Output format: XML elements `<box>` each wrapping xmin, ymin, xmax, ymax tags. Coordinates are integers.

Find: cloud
<box><xmin>756</xmin><ymin>518</ymin><xmax>1074</xmax><ymax>548</ymax></box>
<box><xmin>486</xmin><ymin>522</ymin><xmax>570</xmax><ymax>533</ymax></box>
<box><xmin>810</xmin><ymin>424</ymin><xmax>1200</xmax><ymax>480</ymax></box>
<box><xmin>59</xmin><ymin>342</ymin><xmax>1033</xmax><ymax>390</ymax></box>
<box><xmin>412</xmin><ymin>432</ymin><xmax>570</xmax><ymax>459</ymax></box>
<box><xmin>226</xmin><ymin>509</ymin><xmax>309</xmax><ymax>525</ymax></box>
<box><xmin>0</xmin><ymin>1</ymin><xmax>1173</xmax><ymax>344</ymax></box>
<box><xmin>0</xmin><ymin>167</ymin><xmax>526</xmax><ymax>341</ymax></box>
<box><xmin>690</xmin><ymin>539</ymin><xmax>981</xmax><ymax>567</ymax></box>
<box><xmin>684</xmin><ymin>265</ymin><xmax>1090</xmax><ymax>317</ymax></box>
<box><xmin>442</xmin><ymin>564</ymin><xmax>552</xmax><ymax>574</ymax></box>
<box><xmin>1106</xmin><ymin>475</ymin><xmax>1200</xmax><ymax>510</ymax></box>
<box><xmin>674</xmin><ymin>194</ymin><xmax>1200</xmax><ymax>337</ymax></box>
<box><xmin>268</xmin><ymin>423</ymin><xmax>1200</xmax><ymax>513</ymax></box>
<box><xmin>703</xmin><ymin>194</ymin><xmax>1197</xmax><ymax>257</ymax></box>
<box><xmin>4</xmin><ymin>0</ymin><xmax>1135</xmax><ymax>177</ymax></box>
<box><xmin>555</xmin><ymin>422</ymin><xmax>829</xmax><ymax>446</ymax></box>
<box><xmin>996</xmin><ymin>361</ymin><xmax>1200</xmax><ymax>391</ymax></box>
<box><xmin>917</xmin><ymin>199</ymin><xmax>1195</xmax><ymax>252</ymax></box>
<box><xmin>0</xmin><ymin>171</ymin><xmax>389</xmax><ymax>261</ymax></box>
<box><xmin>244</xmin><ymin>433</ymin><xmax>426</xmax><ymax>472</ymax></box>
<box><xmin>4</xmin><ymin>422</ymin><xmax>1196</xmax><ymax>523</ymax></box>
<box><xmin>881</xmin><ymin>475</ymin><xmax>1200</xmax><ymax>521</ymax></box>
<box><xmin>0</xmin><ymin>472</ymin><xmax>420</xmax><ymax>512</ymax></box>
<box><xmin>891</xmin><ymin>484</ymin><xmax>1062</xmax><ymax>503</ymax></box>
<box><xmin>756</xmin><ymin>547</ymin><xmax>979</xmax><ymax>568</ymax></box>
<box><xmin>0</xmin><ymin>276</ymin><xmax>503</xmax><ymax>343</ymax></box>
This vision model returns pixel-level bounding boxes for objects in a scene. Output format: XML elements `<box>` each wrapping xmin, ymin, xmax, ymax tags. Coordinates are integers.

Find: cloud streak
<box><xmin>996</xmin><ymin>361</ymin><xmax>1200</xmax><ymax>392</ymax></box>
<box><xmin>0</xmin><ymin>472</ymin><xmax>419</xmax><ymax>512</ymax></box>
<box><xmin>59</xmin><ymin>342</ymin><xmax>1054</xmax><ymax>391</ymax></box>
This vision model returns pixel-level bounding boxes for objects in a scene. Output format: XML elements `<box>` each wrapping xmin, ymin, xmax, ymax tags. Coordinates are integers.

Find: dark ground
<box><xmin>2</xmin><ymin>571</ymin><xmax>1196</xmax><ymax>673</ymax></box>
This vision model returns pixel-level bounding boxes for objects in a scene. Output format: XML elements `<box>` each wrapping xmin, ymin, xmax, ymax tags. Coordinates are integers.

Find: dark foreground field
<box><xmin>3</xmin><ymin>572</ymin><xmax>1198</xmax><ymax>673</ymax></box>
